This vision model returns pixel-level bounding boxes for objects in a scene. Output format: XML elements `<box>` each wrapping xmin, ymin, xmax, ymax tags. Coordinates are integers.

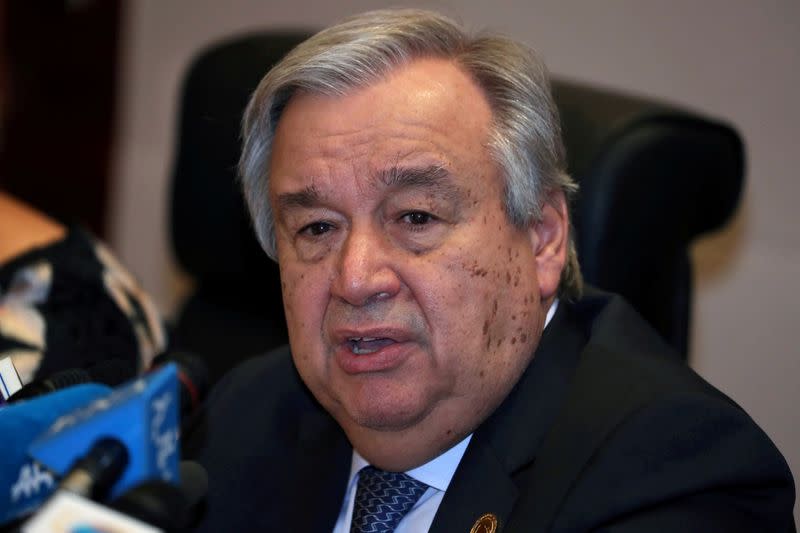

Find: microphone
<box><xmin>7</xmin><ymin>359</ymin><xmax>135</xmax><ymax>403</ymax></box>
<box><xmin>177</xmin><ymin>460</ymin><xmax>208</xmax><ymax>515</ymax></box>
<box><xmin>28</xmin><ymin>363</ymin><xmax>181</xmax><ymax>502</ymax></box>
<box><xmin>21</xmin><ymin>490</ymin><xmax>163</xmax><ymax>533</ymax></box>
<box><xmin>58</xmin><ymin>437</ymin><xmax>129</xmax><ymax>502</ymax></box>
<box><xmin>150</xmin><ymin>352</ymin><xmax>210</xmax><ymax>419</ymax></box>
<box><xmin>107</xmin><ymin>461</ymin><xmax>209</xmax><ymax>531</ymax></box>
<box><xmin>0</xmin><ymin>384</ymin><xmax>111</xmax><ymax>525</ymax></box>
<box><xmin>21</xmin><ymin>461</ymin><xmax>207</xmax><ymax>533</ymax></box>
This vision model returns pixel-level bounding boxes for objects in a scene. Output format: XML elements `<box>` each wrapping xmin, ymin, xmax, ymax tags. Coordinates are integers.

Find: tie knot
<box><xmin>350</xmin><ymin>466</ymin><xmax>428</xmax><ymax>533</ymax></box>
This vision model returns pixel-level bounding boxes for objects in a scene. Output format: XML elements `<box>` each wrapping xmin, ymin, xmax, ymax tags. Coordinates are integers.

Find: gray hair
<box><xmin>239</xmin><ymin>8</ymin><xmax>582</xmax><ymax>298</ymax></box>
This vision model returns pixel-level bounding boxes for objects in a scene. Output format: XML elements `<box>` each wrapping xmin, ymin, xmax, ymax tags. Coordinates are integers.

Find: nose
<box><xmin>330</xmin><ymin>224</ymin><xmax>401</xmax><ymax>307</ymax></box>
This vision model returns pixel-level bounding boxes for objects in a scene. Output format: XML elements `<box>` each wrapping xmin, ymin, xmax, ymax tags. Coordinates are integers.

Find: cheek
<box><xmin>280</xmin><ymin>264</ymin><xmax>336</xmax><ymax>402</ymax></box>
<box><xmin>279</xmin><ymin>264</ymin><xmax>327</xmax><ymax>355</ymax></box>
<box><xmin>483</xmin><ymin>244</ymin><xmax>541</xmax><ymax>349</ymax></box>
<box><xmin>430</xmin><ymin>228</ymin><xmax>541</xmax><ymax>382</ymax></box>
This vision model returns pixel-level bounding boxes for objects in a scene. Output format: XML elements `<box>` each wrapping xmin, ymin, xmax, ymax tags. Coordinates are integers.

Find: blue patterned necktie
<box><xmin>350</xmin><ymin>466</ymin><xmax>429</xmax><ymax>533</ymax></box>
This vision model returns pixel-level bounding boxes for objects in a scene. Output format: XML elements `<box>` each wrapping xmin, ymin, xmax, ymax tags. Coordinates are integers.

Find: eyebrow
<box><xmin>275</xmin><ymin>185</ymin><xmax>323</xmax><ymax>213</ymax></box>
<box><xmin>378</xmin><ymin>164</ymin><xmax>449</xmax><ymax>189</ymax></box>
<box><xmin>378</xmin><ymin>164</ymin><xmax>464</xmax><ymax>205</ymax></box>
<box><xmin>274</xmin><ymin>164</ymin><xmax>464</xmax><ymax>213</ymax></box>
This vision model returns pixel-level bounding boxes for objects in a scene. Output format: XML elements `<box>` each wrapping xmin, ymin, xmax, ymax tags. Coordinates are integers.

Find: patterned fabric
<box><xmin>0</xmin><ymin>228</ymin><xmax>166</xmax><ymax>384</ymax></box>
<box><xmin>351</xmin><ymin>466</ymin><xmax>428</xmax><ymax>533</ymax></box>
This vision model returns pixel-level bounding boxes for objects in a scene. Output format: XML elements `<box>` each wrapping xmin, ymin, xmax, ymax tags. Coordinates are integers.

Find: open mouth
<box><xmin>348</xmin><ymin>337</ymin><xmax>396</xmax><ymax>355</ymax></box>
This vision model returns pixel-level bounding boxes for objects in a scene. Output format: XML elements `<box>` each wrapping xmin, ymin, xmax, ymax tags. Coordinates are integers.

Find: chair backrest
<box><xmin>170</xmin><ymin>32</ymin><xmax>743</xmax><ymax>383</ymax></box>
<box><xmin>553</xmin><ymin>81</ymin><xmax>743</xmax><ymax>356</ymax></box>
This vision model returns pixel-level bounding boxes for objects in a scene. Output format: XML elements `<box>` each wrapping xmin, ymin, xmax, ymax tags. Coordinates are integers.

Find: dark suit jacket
<box><xmin>184</xmin><ymin>291</ymin><xmax>795</xmax><ymax>532</ymax></box>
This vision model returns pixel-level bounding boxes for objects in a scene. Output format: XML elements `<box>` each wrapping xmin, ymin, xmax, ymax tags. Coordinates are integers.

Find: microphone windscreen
<box><xmin>152</xmin><ymin>352</ymin><xmax>210</xmax><ymax>416</ymax></box>
<box><xmin>8</xmin><ymin>359</ymin><xmax>136</xmax><ymax>403</ymax></box>
<box><xmin>178</xmin><ymin>460</ymin><xmax>208</xmax><ymax>509</ymax></box>
<box><xmin>29</xmin><ymin>364</ymin><xmax>181</xmax><ymax>501</ymax></box>
<box><xmin>107</xmin><ymin>461</ymin><xmax>208</xmax><ymax>531</ymax></box>
<box><xmin>0</xmin><ymin>384</ymin><xmax>111</xmax><ymax>524</ymax></box>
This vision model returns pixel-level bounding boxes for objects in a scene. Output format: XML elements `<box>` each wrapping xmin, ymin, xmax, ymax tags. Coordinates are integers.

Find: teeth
<box><xmin>352</xmin><ymin>345</ymin><xmax>377</xmax><ymax>355</ymax></box>
<box><xmin>348</xmin><ymin>336</ymin><xmax>392</xmax><ymax>355</ymax></box>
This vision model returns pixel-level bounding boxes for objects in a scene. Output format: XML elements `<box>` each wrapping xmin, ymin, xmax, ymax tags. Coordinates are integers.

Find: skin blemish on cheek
<box><xmin>506</xmin><ymin>271</ymin><xmax>511</xmax><ymax>284</ymax></box>
<box><xmin>463</xmin><ymin>260</ymin><xmax>488</xmax><ymax>278</ymax></box>
<box><xmin>479</xmin><ymin>370</ymin><xmax>485</xmax><ymax>378</ymax></box>
<box><xmin>483</xmin><ymin>320</ymin><xmax>489</xmax><ymax>336</ymax></box>
<box><xmin>511</xmin><ymin>337</ymin><xmax>517</xmax><ymax>345</ymax></box>
<box><xmin>521</xmin><ymin>333</ymin><xmax>527</xmax><ymax>343</ymax></box>
<box><xmin>496</xmin><ymin>338</ymin><xmax>504</xmax><ymax>348</ymax></box>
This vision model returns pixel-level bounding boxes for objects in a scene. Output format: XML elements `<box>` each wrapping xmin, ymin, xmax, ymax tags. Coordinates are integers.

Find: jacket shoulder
<box><xmin>528</xmin><ymin>293</ymin><xmax>796</xmax><ymax>531</ymax></box>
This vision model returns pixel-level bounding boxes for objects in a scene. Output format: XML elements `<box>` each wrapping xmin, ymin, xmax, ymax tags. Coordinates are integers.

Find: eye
<box><xmin>401</xmin><ymin>211</ymin><xmax>435</xmax><ymax>226</ymax></box>
<box><xmin>299</xmin><ymin>221</ymin><xmax>334</xmax><ymax>237</ymax></box>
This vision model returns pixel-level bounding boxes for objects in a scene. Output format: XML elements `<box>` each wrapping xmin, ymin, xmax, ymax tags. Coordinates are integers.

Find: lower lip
<box><xmin>334</xmin><ymin>342</ymin><xmax>415</xmax><ymax>374</ymax></box>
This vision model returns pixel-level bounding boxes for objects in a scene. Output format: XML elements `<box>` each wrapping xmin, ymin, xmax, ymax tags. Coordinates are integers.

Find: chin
<box><xmin>344</xmin><ymin>393</ymin><xmax>434</xmax><ymax>433</ymax></box>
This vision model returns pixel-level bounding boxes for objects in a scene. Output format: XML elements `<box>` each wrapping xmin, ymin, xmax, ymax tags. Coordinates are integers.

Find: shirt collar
<box><xmin>349</xmin><ymin>434</ymin><xmax>472</xmax><ymax>492</ymax></box>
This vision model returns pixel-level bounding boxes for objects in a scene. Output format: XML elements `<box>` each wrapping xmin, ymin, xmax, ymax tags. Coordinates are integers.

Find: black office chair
<box><xmin>169</xmin><ymin>32</ymin><xmax>743</xmax><ymax>383</ymax></box>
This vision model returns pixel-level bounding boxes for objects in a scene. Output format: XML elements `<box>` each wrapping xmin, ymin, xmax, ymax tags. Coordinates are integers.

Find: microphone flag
<box><xmin>29</xmin><ymin>363</ymin><xmax>180</xmax><ymax>501</ymax></box>
<box><xmin>0</xmin><ymin>384</ymin><xmax>110</xmax><ymax>524</ymax></box>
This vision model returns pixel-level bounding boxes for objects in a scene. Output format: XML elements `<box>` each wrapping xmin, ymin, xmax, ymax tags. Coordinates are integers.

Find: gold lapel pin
<box><xmin>469</xmin><ymin>513</ymin><xmax>498</xmax><ymax>533</ymax></box>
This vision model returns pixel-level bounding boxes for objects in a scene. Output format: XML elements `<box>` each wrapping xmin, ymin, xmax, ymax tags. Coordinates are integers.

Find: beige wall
<box><xmin>110</xmin><ymin>0</ymin><xmax>799</xmax><ymax>518</ymax></box>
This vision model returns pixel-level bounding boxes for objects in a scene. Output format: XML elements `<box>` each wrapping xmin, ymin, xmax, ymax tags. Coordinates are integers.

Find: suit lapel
<box><xmin>285</xmin><ymin>393</ymin><xmax>352</xmax><ymax>532</ymax></box>
<box><xmin>428</xmin><ymin>436</ymin><xmax>518</xmax><ymax>533</ymax></box>
<box><xmin>430</xmin><ymin>300</ymin><xmax>589</xmax><ymax>531</ymax></box>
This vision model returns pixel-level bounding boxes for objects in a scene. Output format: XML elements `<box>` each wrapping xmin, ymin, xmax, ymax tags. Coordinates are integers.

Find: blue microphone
<box><xmin>0</xmin><ymin>383</ymin><xmax>110</xmax><ymax>524</ymax></box>
<box><xmin>28</xmin><ymin>363</ymin><xmax>181</xmax><ymax>503</ymax></box>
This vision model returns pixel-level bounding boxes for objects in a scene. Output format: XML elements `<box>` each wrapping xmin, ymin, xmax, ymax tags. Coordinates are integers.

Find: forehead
<box><xmin>268</xmin><ymin>58</ymin><xmax>497</xmax><ymax>198</ymax></box>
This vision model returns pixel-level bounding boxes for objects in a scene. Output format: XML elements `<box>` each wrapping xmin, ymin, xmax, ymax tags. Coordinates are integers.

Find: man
<box><xmin>186</xmin><ymin>9</ymin><xmax>795</xmax><ymax>532</ymax></box>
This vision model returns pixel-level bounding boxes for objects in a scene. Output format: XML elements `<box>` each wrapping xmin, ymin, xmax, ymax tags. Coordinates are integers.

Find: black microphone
<box><xmin>108</xmin><ymin>461</ymin><xmax>208</xmax><ymax>532</ymax></box>
<box><xmin>151</xmin><ymin>352</ymin><xmax>210</xmax><ymax>419</ymax></box>
<box><xmin>57</xmin><ymin>437</ymin><xmax>130</xmax><ymax>502</ymax></box>
<box><xmin>7</xmin><ymin>359</ymin><xmax>136</xmax><ymax>403</ymax></box>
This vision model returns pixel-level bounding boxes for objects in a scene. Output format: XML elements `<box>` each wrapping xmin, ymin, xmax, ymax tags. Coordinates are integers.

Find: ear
<box><xmin>529</xmin><ymin>190</ymin><xmax>569</xmax><ymax>301</ymax></box>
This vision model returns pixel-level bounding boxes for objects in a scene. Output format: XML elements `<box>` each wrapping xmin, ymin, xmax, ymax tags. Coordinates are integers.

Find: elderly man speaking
<box><xmin>185</xmin><ymin>9</ymin><xmax>795</xmax><ymax>532</ymax></box>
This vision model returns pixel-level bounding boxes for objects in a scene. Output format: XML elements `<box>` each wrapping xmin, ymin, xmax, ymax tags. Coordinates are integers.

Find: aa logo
<box><xmin>10</xmin><ymin>462</ymin><xmax>53</xmax><ymax>502</ymax></box>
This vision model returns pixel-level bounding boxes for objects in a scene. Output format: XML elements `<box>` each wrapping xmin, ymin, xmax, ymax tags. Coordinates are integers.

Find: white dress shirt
<box><xmin>332</xmin><ymin>300</ymin><xmax>558</xmax><ymax>532</ymax></box>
